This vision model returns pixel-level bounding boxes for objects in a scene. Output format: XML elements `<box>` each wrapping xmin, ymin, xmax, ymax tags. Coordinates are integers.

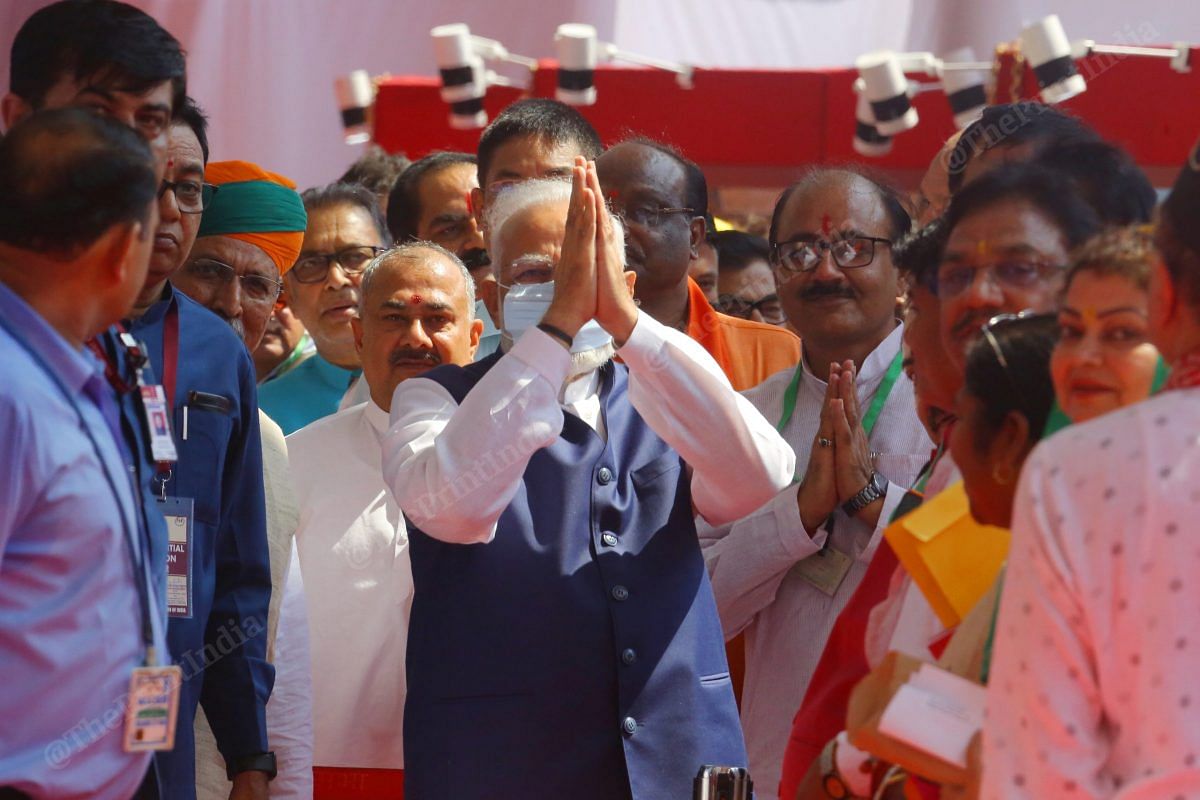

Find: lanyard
<box><xmin>776</xmin><ymin>350</ymin><xmax>904</xmax><ymax>438</ymax></box>
<box><xmin>0</xmin><ymin>318</ymin><xmax>158</xmax><ymax>665</ymax></box>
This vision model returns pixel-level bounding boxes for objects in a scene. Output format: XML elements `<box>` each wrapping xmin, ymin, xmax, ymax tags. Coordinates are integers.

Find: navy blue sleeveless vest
<box><xmin>403</xmin><ymin>354</ymin><xmax>746</xmax><ymax>799</ymax></box>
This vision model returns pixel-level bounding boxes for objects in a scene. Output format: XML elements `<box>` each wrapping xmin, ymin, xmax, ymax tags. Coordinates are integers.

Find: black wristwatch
<box><xmin>841</xmin><ymin>471</ymin><xmax>887</xmax><ymax>517</ymax></box>
<box><xmin>226</xmin><ymin>751</ymin><xmax>277</xmax><ymax>781</ymax></box>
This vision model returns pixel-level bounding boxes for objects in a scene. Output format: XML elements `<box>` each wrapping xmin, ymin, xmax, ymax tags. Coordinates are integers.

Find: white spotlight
<box><xmin>334</xmin><ymin>70</ymin><xmax>374</xmax><ymax>145</ymax></box>
<box><xmin>852</xmin><ymin>90</ymin><xmax>892</xmax><ymax>157</ymax></box>
<box><xmin>1020</xmin><ymin>15</ymin><xmax>1087</xmax><ymax>104</ymax></box>
<box><xmin>552</xmin><ymin>23</ymin><xmax>694</xmax><ymax>106</ymax></box>
<box><xmin>856</xmin><ymin>51</ymin><xmax>919</xmax><ymax>135</ymax></box>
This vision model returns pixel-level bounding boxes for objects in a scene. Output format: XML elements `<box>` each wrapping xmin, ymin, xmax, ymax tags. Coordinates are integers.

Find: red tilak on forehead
<box><xmin>608</xmin><ymin>189</ymin><xmax>620</xmax><ymax>200</ymax></box>
<box><xmin>820</xmin><ymin>213</ymin><xmax>833</xmax><ymax>236</ymax></box>
<box><xmin>409</xmin><ymin>294</ymin><xmax>422</xmax><ymax>305</ymax></box>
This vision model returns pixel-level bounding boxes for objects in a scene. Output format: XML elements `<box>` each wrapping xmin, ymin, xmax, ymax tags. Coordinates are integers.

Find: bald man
<box><xmin>281</xmin><ymin>243</ymin><xmax>480</xmax><ymax>798</ymax></box>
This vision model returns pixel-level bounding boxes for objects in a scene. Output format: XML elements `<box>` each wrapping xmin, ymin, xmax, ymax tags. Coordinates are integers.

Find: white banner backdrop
<box><xmin>2</xmin><ymin>0</ymin><xmax>1197</xmax><ymax>188</ymax></box>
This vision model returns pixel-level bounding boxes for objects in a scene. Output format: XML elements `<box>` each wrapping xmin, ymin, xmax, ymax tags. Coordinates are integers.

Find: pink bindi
<box><xmin>409</xmin><ymin>294</ymin><xmax>422</xmax><ymax>305</ymax></box>
<box><xmin>820</xmin><ymin>213</ymin><xmax>833</xmax><ymax>237</ymax></box>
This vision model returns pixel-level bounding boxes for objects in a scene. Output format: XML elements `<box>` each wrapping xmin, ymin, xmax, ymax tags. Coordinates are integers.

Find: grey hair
<box><xmin>359</xmin><ymin>241</ymin><xmax>476</xmax><ymax>320</ymax></box>
<box><xmin>485</xmin><ymin>177</ymin><xmax>625</xmax><ymax>266</ymax></box>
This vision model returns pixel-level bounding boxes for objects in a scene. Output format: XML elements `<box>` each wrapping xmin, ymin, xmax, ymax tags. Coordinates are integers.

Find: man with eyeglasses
<box><xmin>258</xmin><ymin>183</ymin><xmax>389</xmax><ymax>435</ymax></box>
<box><xmin>152</xmin><ymin>157</ymin><xmax>307</xmax><ymax>800</ymax></box>
<box><xmin>699</xmin><ymin>168</ymin><xmax>932</xmax><ymax>800</ymax></box>
<box><xmin>713</xmin><ymin>230</ymin><xmax>787</xmax><ymax>327</ymax></box>
<box><xmin>596</xmin><ymin>138</ymin><xmax>800</xmax><ymax>392</ymax></box>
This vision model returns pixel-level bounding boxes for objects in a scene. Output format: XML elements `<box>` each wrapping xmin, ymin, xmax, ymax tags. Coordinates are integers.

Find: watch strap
<box><xmin>226</xmin><ymin>751</ymin><xmax>277</xmax><ymax>781</ymax></box>
<box><xmin>841</xmin><ymin>471</ymin><xmax>885</xmax><ymax>516</ymax></box>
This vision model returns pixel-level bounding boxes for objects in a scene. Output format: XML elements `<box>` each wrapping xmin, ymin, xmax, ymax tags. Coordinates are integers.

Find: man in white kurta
<box><xmin>699</xmin><ymin>170</ymin><xmax>932</xmax><ymax>799</ymax></box>
<box><xmin>282</xmin><ymin>242</ymin><xmax>482</xmax><ymax>794</ymax></box>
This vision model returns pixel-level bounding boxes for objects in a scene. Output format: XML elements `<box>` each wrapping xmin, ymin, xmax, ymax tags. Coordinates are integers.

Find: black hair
<box><xmin>0</xmin><ymin>107</ymin><xmax>156</xmax><ymax>256</ymax></box>
<box><xmin>713</xmin><ymin>230</ymin><xmax>770</xmax><ymax>273</ymax></box>
<box><xmin>386</xmin><ymin>151</ymin><xmax>476</xmax><ymax>242</ymax></box>
<box><xmin>173</xmin><ymin>95</ymin><xmax>209</xmax><ymax>164</ymax></box>
<box><xmin>947</xmin><ymin>102</ymin><xmax>1099</xmax><ymax>193</ymax></box>
<box><xmin>476</xmin><ymin>98</ymin><xmax>601</xmax><ymax>188</ymax></box>
<box><xmin>942</xmin><ymin>162</ymin><xmax>1102</xmax><ymax>253</ymax></box>
<box><xmin>1156</xmin><ymin>212</ymin><xmax>1200</xmax><ymax>309</ymax></box>
<box><xmin>300</xmin><ymin>182</ymin><xmax>391</xmax><ymax>246</ymax></box>
<box><xmin>1028</xmin><ymin>139</ymin><xmax>1156</xmax><ymax>226</ymax></box>
<box><xmin>10</xmin><ymin>0</ymin><xmax>186</xmax><ymax>113</ymax></box>
<box><xmin>893</xmin><ymin>217</ymin><xmax>948</xmax><ymax>292</ymax></box>
<box><xmin>768</xmin><ymin>167</ymin><xmax>911</xmax><ymax>247</ymax></box>
<box><xmin>339</xmin><ymin>145</ymin><xmax>411</xmax><ymax>197</ymax></box>
<box><xmin>617</xmin><ymin>136</ymin><xmax>709</xmax><ymax>219</ymax></box>
<box><xmin>963</xmin><ymin>313</ymin><xmax>1059</xmax><ymax>448</ymax></box>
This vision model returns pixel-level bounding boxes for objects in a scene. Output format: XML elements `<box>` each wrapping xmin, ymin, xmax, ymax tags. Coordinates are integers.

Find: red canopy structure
<box><xmin>373</xmin><ymin>48</ymin><xmax>1199</xmax><ymax>189</ymax></box>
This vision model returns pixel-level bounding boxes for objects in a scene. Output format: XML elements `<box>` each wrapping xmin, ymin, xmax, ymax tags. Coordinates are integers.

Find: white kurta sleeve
<box><xmin>267</xmin><ymin>542</ymin><xmax>313</xmax><ymax>799</ymax></box>
<box><xmin>617</xmin><ymin>312</ymin><xmax>795</xmax><ymax>526</ymax></box>
<box><xmin>980</xmin><ymin>447</ymin><xmax>1107</xmax><ymax>799</ymax></box>
<box><xmin>699</xmin><ymin>485</ymin><xmax>822</xmax><ymax>637</ymax></box>
<box><xmin>381</xmin><ymin>329</ymin><xmax>571</xmax><ymax>544</ymax></box>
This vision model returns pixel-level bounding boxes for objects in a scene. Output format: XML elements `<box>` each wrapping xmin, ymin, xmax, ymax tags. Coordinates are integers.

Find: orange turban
<box><xmin>197</xmin><ymin>160</ymin><xmax>307</xmax><ymax>274</ymax></box>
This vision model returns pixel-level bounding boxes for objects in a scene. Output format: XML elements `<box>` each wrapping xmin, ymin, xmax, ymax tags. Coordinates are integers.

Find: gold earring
<box><xmin>992</xmin><ymin>463</ymin><xmax>1015</xmax><ymax>486</ymax></box>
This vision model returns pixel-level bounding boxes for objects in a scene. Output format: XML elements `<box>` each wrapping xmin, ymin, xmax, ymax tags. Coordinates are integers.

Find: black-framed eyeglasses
<box><xmin>935</xmin><ymin>259</ymin><xmax>1064</xmax><ymax>298</ymax></box>
<box><xmin>291</xmin><ymin>245</ymin><xmax>385</xmax><ymax>285</ymax></box>
<box><xmin>181</xmin><ymin>258</ymin><xmax>282</xmax><ymax>305</ymax></box>
<box><xmin>159</xmin><ymin>179</ymin><xmax>218</xmax><ymax>214</ymax></box>
<box><xmin>611</xmin><ymin>204</ymin><xmax>695</xmax><ymax>229</ymax></box>
<box><xmin>772</xmin><ymin>236</ymin><xmax>892</xmax><ymax>276</ymax></box>
<box><xmin>715</xmin><ymin>293</ymin><xmax>786</xmax><ymax>325</ymax></box>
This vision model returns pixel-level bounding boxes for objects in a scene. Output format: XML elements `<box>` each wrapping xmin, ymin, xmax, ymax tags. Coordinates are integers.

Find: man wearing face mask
<box><xmin>381</xmin><ymin>165</ymin><xmax>794</xmax><ymax>800</ymax></box>
<box><xmin>281</xmin><ymin>243</ymin><xmax>481</xmax><ymax>798</ymax></box>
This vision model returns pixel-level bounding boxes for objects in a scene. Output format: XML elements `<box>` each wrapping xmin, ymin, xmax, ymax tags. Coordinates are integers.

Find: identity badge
<box><xmin>123</xmin><ymin>664</ymin><xmax>183</xmax><ymax>752</ymax></box>
<box><xmin>159</xmin><ymin>496</ymin><xmax>194</xmax><ymax>618</ymax></box>
<box><xmin>794</xmin><ymin>546</ymin><xmax>853</xmax><ymax>597</ymax></box>
<box><xmin>139</xmin><ymin>384</ymin><xmax>178</xmax><ymax>464</ymax></box>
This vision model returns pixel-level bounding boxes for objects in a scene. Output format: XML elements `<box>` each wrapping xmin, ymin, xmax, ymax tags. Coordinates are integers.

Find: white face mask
<box><xmin>501</xmin><ymin>281</ymin><xmax>613</xmax><ymax>354</ymax></box>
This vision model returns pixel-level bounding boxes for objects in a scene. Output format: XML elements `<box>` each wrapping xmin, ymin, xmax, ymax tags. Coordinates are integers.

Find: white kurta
<box><xmin>381</xmin><ymin>312</ymin><xmax>796</xmax><ymax>545</ymax></box>
<box><xmin>285</xmin><ymin>400</ymin><xmax>412</xmax><ymax>769</ymax></box>
<box><xmin>982</xmin><ymin>389</ymin><xmax>1200</xmax><ymax>800</ymax></box>
<box><xmin>698</xmin><ymin>324</ymin><xmax>933</xmax><ymax>800</ymax></box>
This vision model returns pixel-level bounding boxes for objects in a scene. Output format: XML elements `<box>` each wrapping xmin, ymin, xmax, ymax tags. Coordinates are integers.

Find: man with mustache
<box><xmin>281</xmin><ymin>243</ymin><xmax>481</xmax><ymax>798</ymax></box>
<box><xmin>386</xmin><ymin>150</ymin><xmax>501</xmax><ymax>358</ymax></box>
<box><xmin>258</xmin><ymin>184</ymin><xmax>390</xmax><ymax>434</ymax></box>
<box><xmin>699</xmin><ymin>168</ymin><xmax>932</xmax><ymax>800</ymax></box>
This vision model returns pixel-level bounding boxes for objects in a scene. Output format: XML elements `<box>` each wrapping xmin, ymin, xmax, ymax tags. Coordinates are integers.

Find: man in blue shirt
<box><xmin>4</xmin><ymin>4</ymin><xmax>278</xmax><ymax>797</ymax></box>
<box><xmin>0</xmin><ymin>109</ymin><xmax>165</xmax><ymax>800</ymax></box>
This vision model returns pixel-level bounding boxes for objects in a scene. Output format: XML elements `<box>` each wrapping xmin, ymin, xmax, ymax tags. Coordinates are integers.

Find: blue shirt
<box><xmin>258</xmin><ymin>352</ymin><xmax>359</xmax><ymax>436</ymax></box>
<box><xmin>0</xmin><ymin>282</ymin><xmax>167</xmax><ymax>800</ymax></box>
<box><xmin>128</xmin><ymin>286</ymin><xmax>273</xmax><ymax>797</ymax></box>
